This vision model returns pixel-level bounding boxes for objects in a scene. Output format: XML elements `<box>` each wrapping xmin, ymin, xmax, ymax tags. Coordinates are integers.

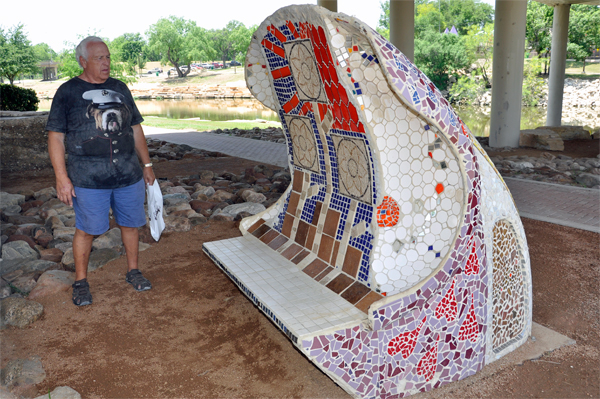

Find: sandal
<box><xmin>72</xmin><ymin>279</ymin><xmax>93</xmax><ymax>306</ymax></box>
<box><xmin>126</xmin><ymin>269</ymin><xmax>152</xmax><ymax>291</ymax></box>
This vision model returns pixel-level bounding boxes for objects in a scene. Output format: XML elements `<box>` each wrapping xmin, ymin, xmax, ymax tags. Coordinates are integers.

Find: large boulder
<box><xmin>163</xmin><ymin>215</ymin><xmax>191</xmax><ymax>233</ymax></box>
<box><xmin>0</xmin><ymin>192</ymin><xmax>25</xmax><ymax>211</ymax></box>
<box><xmin>0</xmin><ymin>297</ymin><xmax>44</xmax><ymax>329</ymax></box>
<box><xmin>520</xmin><ymin>129</ymin><xmax>564</xmax><ymax>151</ymax></box>
<box><xmin>214</xmin><ymin>203</ymin><xmax>266</xmax><ymax>219</ymax></box>
<box><xmin>28</xmin><ymin>270</ymin><xmax>76</xmax><ymax>300</ymax></box>
<box><xmin>88</xmin><ymin>248</ymin><xmax>121</xmax><ymax>272</ymax></box>
<box><xmin>0</xmin><ymin>356</ymin><xmax>45</xmax><ymax>388</ymax></box>
<box><xmin>92</xmin><ymin>228</ymin><xmax>122</xmax><ymax>251</ymax></box>
<box><xmin>0</xmin><ymin>241</ymin><xmax>40</xmax><ymax>275</ymax></box>
<box><xmin>536</xmin><ymin>125</ymin><xmax>592</xmax><ymax>140</ymax></box>
<box><xmin>33</xmin><ymin>187</ymin><xmax>57</xmax><ymax>202</ymax></box>
<box><xmin>575</xmin><ymin>172</ymin><xmax>600</xmax><ymax>188</ymax></box>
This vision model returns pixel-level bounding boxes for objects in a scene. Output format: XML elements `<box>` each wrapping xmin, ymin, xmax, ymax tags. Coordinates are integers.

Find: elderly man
<box><xmin>47</xmin><ymin>36</ymin><xmax>155</xmax><ymax>306</ymax></box>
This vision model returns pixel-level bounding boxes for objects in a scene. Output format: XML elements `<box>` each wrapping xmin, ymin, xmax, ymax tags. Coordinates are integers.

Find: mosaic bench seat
<box><xmin>204</xmin><ymin>5</ymin><xmax>532</xmax><ymax>398</ymax></box>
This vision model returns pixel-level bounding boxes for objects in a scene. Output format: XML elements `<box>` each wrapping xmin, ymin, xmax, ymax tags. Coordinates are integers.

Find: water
<box><xmin>38</xmin><ymin>99</ymin><xmax>596</xmax><ymax>136</ymax></box>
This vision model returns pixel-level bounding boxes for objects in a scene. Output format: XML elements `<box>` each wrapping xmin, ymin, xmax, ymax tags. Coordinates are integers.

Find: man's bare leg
<box><xmin>73</xmin><ymin>228</ymin><xmax>94</xmax><ymax>280</ymax></box>
<box><xmin>119</xmin><ymin>226</ymin><xmax>139</xmax><ymax>272</ymax></box>
<box><xmin>121</xmin><ymin>226</ymin><xmax>151</xmax><ymax>291</ymax></box>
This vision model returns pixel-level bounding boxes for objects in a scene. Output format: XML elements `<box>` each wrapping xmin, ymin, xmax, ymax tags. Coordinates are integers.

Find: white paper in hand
<box><xmin>146</xmin><ymin>180</ymin><xmax>165</xmax><ymax>241</ymax></box>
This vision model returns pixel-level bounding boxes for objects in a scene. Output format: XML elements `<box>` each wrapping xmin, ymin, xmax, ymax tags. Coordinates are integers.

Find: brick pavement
<box><xmin>144</xmin><ymin>127</ymin><xmax>600</xmax><ymax>233</ymax></box>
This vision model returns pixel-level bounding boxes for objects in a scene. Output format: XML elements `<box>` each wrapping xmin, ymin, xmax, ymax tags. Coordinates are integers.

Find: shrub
<box><xmin>0</xmin><ymin>84</ymin><xmax>39</xmax><ymax>111</ymax></box>
<box><xmin>522</xmin><ymin>57</ymin><xmax>545</xmax><ymax>107</ymax></box>
<box><xmin>449</xmin><ymin>73</ymin><xmax>487</xmax><ymax>105</ymax></box>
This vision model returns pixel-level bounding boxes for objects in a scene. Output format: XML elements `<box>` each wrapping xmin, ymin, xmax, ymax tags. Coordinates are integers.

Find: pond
<box><xmin>38</xmin><ymin>99</ymin><xmax>597</xmax><ymax>137</ymax></box>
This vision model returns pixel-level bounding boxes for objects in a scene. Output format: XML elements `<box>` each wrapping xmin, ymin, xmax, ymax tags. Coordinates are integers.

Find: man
<box><xmin>47</xmin><ymin>36</ymin><xmax>155</xmax><ymax>306</ymax></box>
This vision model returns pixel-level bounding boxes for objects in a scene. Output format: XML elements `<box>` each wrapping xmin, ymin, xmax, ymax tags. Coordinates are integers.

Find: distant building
<box><xmin>38</xmin><ymin>61</ymin><xmax>59</xmax><ymax>81</ymax></box>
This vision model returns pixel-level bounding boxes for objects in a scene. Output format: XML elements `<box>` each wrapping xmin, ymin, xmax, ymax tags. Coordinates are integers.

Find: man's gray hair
<box><xmin>76</xmin><ymin>36</ymin><xmax>106</xmax><ymax>68</ymax></box>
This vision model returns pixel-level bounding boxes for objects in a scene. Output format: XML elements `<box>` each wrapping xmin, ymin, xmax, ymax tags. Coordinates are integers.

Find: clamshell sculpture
<box><xmin>203</xmin><ymin>5</ymin><xmax>532</xmax><ymax>398</ymax></box>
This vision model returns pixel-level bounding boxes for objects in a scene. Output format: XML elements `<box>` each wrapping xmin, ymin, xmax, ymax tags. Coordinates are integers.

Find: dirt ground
<box><xmin>1</xmin><ymin>148</ymin><xmax>599</xmax><ymax>398</ymax></box>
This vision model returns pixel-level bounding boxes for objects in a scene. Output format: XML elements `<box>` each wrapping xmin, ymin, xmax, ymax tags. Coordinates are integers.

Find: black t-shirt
<box><xmin>46</xmin><ymin>77</ymin><xmax>144</xmax><ymax>189</ymax></box>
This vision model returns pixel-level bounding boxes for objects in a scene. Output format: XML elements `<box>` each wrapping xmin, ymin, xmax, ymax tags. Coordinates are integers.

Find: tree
<box><xmin>147</xmin><ymin>16</ymin><xmax>211</xmax><ymax>77</ymax></box>
<box><xmin>414</xmin><ymin>30</ymin><xmax>470</xmax><ymax>90</ymax></box>
<box><xmin>463</xmin><ymin>22</ymin><xmax>493</xmax><ymax>87</ymax></box>
<box><xmin>0</xmin><ymin>24</ymin><xmax>38</xmax><ymax>84</ymax></box>
<box><xmin>525</xmin><ymin>0</ymin><xmax>553</xmax><ymax>74</ymax></box>
<box><xmin>209</xmin><ymin>21</ymin><xmax>253</xmax><ymax>66</ymax></box>
<box><xmin>568</xmin><ymin>5</ymin><xmax>600</xmax><ymax>73</ymax></box>
<box><xmin>439</xmin><ymin>0</ymin><xmax>493</xmax><ymax>35</ymax></box>
<box><xmin>111</xmin><ymin>33</ymin><xmax>146</xmax><ymax>75</ymax></box>
<box><xmin>33</xmin><ymin>43</ymin><xmax>57</xmax><ymax>62</ymax></box>
<box><xmin>415</xmin><ymin>2</ymin><xmax>444</xmax><ymax>39</ymax></box>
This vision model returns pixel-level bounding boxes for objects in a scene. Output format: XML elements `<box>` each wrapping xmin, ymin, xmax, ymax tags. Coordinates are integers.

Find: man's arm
<box><xmin>132</xmin><ymin>124</ymin><xmax>156</xmax><ymax>185</ymax></box>
<box><xmin>48</xmin><ymin>131</ymin><xmax>76</xmax><ymax>206</ymax></box>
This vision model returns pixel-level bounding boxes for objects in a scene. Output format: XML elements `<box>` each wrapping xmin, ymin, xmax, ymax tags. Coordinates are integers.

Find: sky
<box><xmin>1</xmin><ymin>0</ymin><xmax>495</xmax><ymax>53</ymax></box>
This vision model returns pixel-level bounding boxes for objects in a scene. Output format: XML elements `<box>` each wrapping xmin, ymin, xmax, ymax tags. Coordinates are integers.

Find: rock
<box><xmin>192</xmin><ymin>186</ymin><xmax>215</xmax><ymax>198</ymax></box>
<box><xmin>39</xmin><ymin>248</ymin><xmax>63</xmax><ymax>263</ymax></box>
<box><xmin>61</xmin><ymin>248</ymin><xmax>74</xmax><ymax>270</ymax></box>
<box><xmin>28</xmin><ymin>270</ymin><xmax>75</xmax><ymax>300</ymax></box>
<box><xmin>64</xmin><ymin>218</ymin><xmax>76</xmax><ymax>227</ymax></box>
<box><xmin>33</xmin><ymin>386</ymin><xmax>81</xmax><ymax>399</ymax></box>
<box><xmin>138</xmin><ymin>242</ymin><xmax>151</xmax><ymax>252</ymax></box>
<box><xmin>39</xmin><ymin>198</ymin><xmax>65</xmax><ymax>212</ymax></box>
<box><xmin>189</xmin><ymin>215</ymin><xmax>208</xmax><ymax>225</ymax></box>
<box><xmin>536</xmin><ymin>125</ymin><xmax>591</xmax><ymax>140</ymax></box>
<box><xmin>55</xmin><ymin>206</ymin><xmax>75</xmax><ymax>218</ymax></box>
<box><xmin>0</xmin><ymin>297</ymin><xmax>43</xmax><ymax>329</ymax></box>
<box><xmin>0</xmin><ymin>279</ymin><xmax>11</xmax><ymax>299</ymax></box>
<box><xmin>164</xmin><ymin>203</ymin><xmax>192</xmax><ymax>213</ymax></box>
<box><xmin>198</xmin><ymin>170</ymin><xmax>214</xmax><ymax>180</ymax></box>
<box><xmin>53</xmin><ymin>241</ymin><xmax>73</xmax><ymax>253</ymax></box>
<box><xmin>45</xmin><ymin>215</ymin><xmax>65</xmax><ymax>230</ymax></box>
<box><xmin>16</xmin><ymin>224</ymin><xmax>43</xmax><ymax>236</ymax></box>
<box><xmin>92</xmin><ymin>228</ymin><xmax>122</xmax><ymax>251</ymax></box>
<box><xmin>189</xmin><ymin>200</ymin><xmax>216</xmax><ymax>212</ymax></box>
<box><xmin>241</xmin><ymin>190</ymin><xmax>267</xmax><ymax>203</ymax></box>
<box><xmin>216</xmin><ymin>203</ymin><xmax>266</xmax><ymax>219</ymax></box>
<box><xmin>0</xmin><ymin>384</ymin><xmax>17</xmax><ymax>399</ymax></box>
<box><xmin>20</xmin><ymin>200</ymin><xmax>44</xmax><ymax>213</ymax></box>
<box><xmin>1</xmin><ymin>356</ymin><xmax>45</xmax><ymax>388</ymax></box>
<box><xmin>4</xmin><ymin>215</ymin><xmax>42</xmax><ymax>225</ymax></box>
<box><xmin>211</xmin><ymin>190</ymin><xmax>235</xmax><ymax>202</ymax></box>
<box><xmin>2</xmin><ymin>205</ymin><xmax>22</xmax><ymax>217</ymax></box>
<box><xmin>163</xmin><ymin>195</ymin><xmax>191</xmax><ymax>207</ymax></box>
<box><xmin>506</xmin><ymin>160</ymin><xmax>535</xmax><ymax>170</ymax></box>
<box><xmin>53</xmin><ymin>227</ymin><xmax>76</xmax><ymax>240</ymax></box>
<box><xmin>169</xmin><ymin>209</ymin><xmax>198</xmax><ymax>218</ymax></box>
<box><xmin>575</xmin><ymin>173</ymin><xmax>600</xmax><ymax>188</ymax></box>
<box><xmin>191</xmin><ymin>192</ymin><xmax>209</xmax><ymax>201</ymax></box>
<box><xmin>520</xmin><ymin>129</ymin><xmax>564</xmax><ymax>151</ymax></box>
<box><xmin>19</xmin><ymin>259</ymin><xmax>58</xmax><ymax>274</ymax></box>
<box><xmin>33</xmin><ymin>187</ymin><xmax>57</xmax><ymax>202</ymax></box>
<box><xmin>7</xmin><ymin>235</ymin><xmax>37</xmax><ymax>249</ymax></box>
<box><xmin>88</xmin><ymin>248</ymin><xmax>121</xmax><ymax>272</ymax></box>
<box><xmin>164</xmin><ymin>186</ymin><xmax>189</xmax><ymax>195</ymax></box>
<box><xmin>210</xmin><ymin>213</ymin><xmax>235</xmax><ymax>222</ymax></box>
<box><xmin>163</xmin><ymin>216</ymin><xmax>191</xmax><ymax>233</ymax></box>
<box><xmin>1</xmin><ymin>241</ymin><xmax>40</xmax><ymax>275</ymax></box>
<box><xmin>10</xmin><ymin>273</ymin><xmax>39</xmax><ymax>294</ymax></box>
<box><xmin>0</xmin><ymin>192</ymin><xmax>25</xmax><ymax>211</ymax></box>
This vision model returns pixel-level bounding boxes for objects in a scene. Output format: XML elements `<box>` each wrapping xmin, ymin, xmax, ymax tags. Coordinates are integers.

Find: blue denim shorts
<box><xmin>72</xmin><ymin>179</ymin><xmax>146</xmax><ymax>235</ymax></box>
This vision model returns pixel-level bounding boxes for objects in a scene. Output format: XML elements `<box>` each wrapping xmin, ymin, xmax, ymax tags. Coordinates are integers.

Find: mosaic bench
<box><xmin>203</xmin><ymin>5</ymin><xmax>532</xmax><ymax>398</ymax></box>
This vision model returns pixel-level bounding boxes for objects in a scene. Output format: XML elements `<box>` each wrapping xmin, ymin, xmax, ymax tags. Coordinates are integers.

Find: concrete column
<box><xmin>389</xmin><ymin>0</ymin><xmax>415</xmax><ymax>62</ymax></box>
<box><xmin>489</xmin><ymin>0</ymin><xmax>528</xmax><ymax>148</ymax></box>
<box><xmin>546</xmin><ymin>4</ymin><xmax>570</xmax><ymax>127</ymax></box>
<box><xmin>317</xmin><ymin>0</ymin><xmax>337</xmax><ymax>12</ymax></box>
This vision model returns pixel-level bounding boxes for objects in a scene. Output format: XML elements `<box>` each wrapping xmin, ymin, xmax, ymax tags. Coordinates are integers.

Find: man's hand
<box><xmin>143</xmin><ymin>166</ymin><xmax>156</xmax><ymax>186</ymax></box>
<box><xmin>56</xmin><ymin>175</ymin><xmax>76</xmax><ymax>206</ymax></box>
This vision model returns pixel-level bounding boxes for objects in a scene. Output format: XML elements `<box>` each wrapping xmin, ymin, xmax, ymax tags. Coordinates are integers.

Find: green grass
<box><xmin>565</xmin><ymin>60</ymin><xmax>600</xmax><ymax>75</ymax></box>
<box><xmin>141</xmin><ymin>116</ymin><xmax>281</xmax><ymax>131</ymax></box>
